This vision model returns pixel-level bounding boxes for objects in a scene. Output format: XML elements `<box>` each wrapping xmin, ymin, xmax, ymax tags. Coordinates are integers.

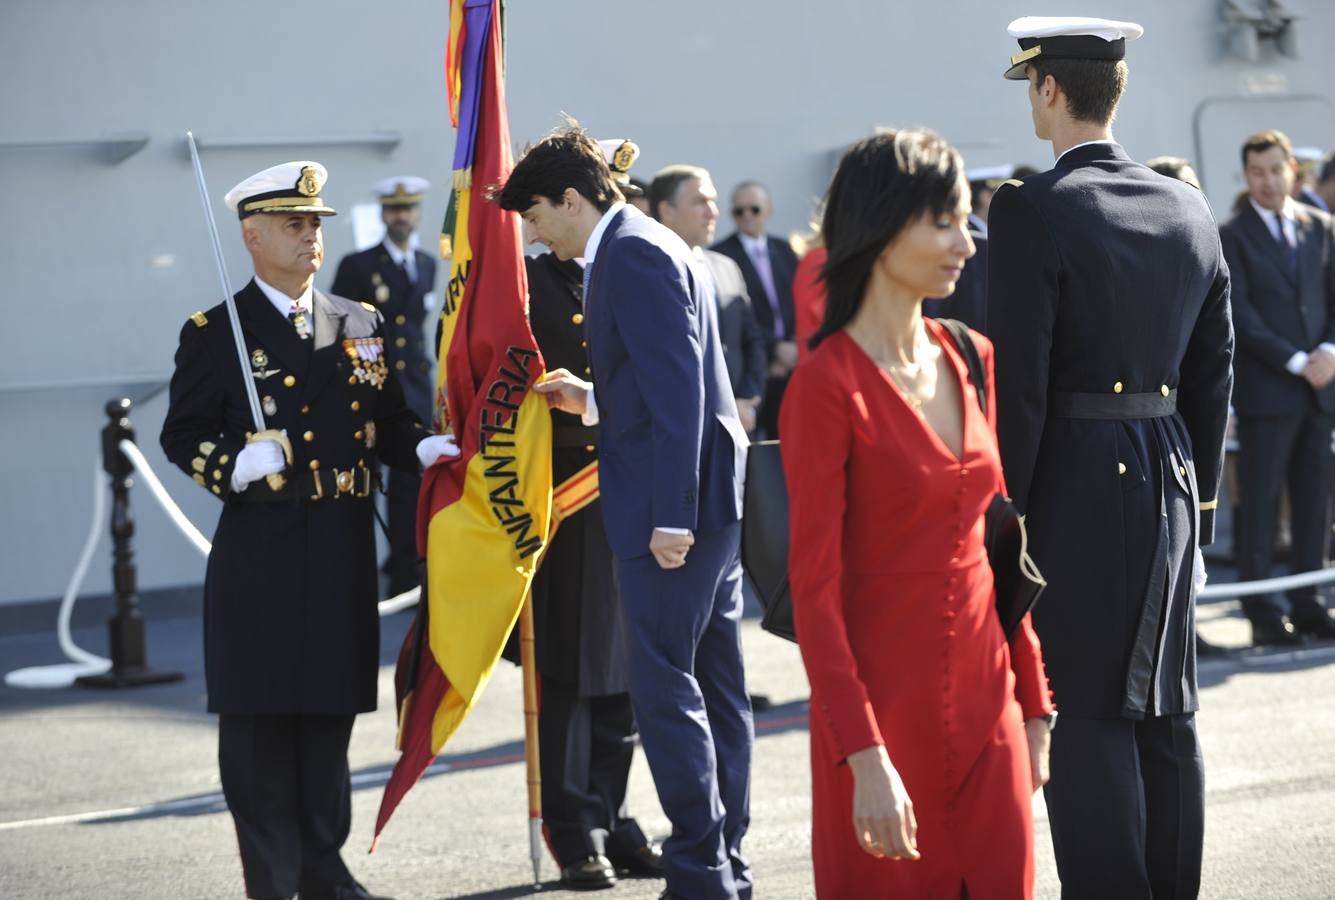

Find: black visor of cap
<box><xmin>1004</xmin><ymin>34</ymin><xmax>1126</xmax><ymax>80</ymax></box>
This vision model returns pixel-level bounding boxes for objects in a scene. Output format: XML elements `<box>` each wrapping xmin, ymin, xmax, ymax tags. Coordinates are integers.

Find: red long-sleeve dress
<box><xmin>780</xmin><ymin>321</ymin><xmax>1055</xmax><ymax>899</ymax></box>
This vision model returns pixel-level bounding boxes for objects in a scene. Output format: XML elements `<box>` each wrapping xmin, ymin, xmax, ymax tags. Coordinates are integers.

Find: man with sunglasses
<box><xmin>712</xmin><ymin>182</ymin><xmax>799</xmax><ymax>437</ymax></box>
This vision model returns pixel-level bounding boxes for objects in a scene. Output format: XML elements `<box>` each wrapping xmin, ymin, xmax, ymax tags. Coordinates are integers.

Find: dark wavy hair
<box><xmin>810</xmin><ymin>129</ymin><xmax>966</xmax><ymax>349</ymax></box>
<box><xmin>494</xmin><ymin>120</ymin><xmax>622</xmax><ymax>214</ymax></box>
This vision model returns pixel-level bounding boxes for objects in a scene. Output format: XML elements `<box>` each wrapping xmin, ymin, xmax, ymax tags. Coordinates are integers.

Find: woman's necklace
<box><xmin>869</xmin><ymin>338</ymin><xmax>938</xmax><ymax>416</ymax></box>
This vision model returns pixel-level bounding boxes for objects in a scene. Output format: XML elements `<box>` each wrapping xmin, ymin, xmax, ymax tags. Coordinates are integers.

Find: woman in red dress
<box><xmin>780</xmin><ymin>130</ymin><xmax>1056</xmax><ymax>899</ymax></box>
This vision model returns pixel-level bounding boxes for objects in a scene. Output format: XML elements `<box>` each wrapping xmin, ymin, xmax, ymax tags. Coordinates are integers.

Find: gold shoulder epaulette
<box><xmin>360</xmin><ymin>301</ymin><xmax>377</xmax><ymax>313</ymax></box>
<box><xmin>190</xmin><ymin>311</ymin><xmax>208</xmax><ymax>327</ymax></box>
<box><xmin>1000</xmin><ymin>178</ymin><xmax>1024</xmax><ymax>189</ymax></box>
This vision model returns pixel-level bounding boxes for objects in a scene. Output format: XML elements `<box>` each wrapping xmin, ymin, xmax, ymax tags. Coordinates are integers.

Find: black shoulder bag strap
<box><xmin>935</xmin><ymin>318</ymin><xmax>986</xmax><ymax>416</ymax></box>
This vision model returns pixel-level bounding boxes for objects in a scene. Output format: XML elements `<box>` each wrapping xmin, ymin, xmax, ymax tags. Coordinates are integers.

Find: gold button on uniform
<box><xmin>212</xmin><ymin>485</ymin><xmax>221</xmax><ymax>495</ymax></box>
<box><xmin>309</xmin><ymin>459</ymin><xmax>320</xmax><ymax>471</ymax></box>
<box><xmin>394</xmin><ymin>314</ymin><xmax>406</xmax><ymax>325</ymax></box>
<box><xmin>1179</xmin><ymin>466</ymin><xmax>1188</xmax><ymax>478</ymax></box>
<box><xmin>1113</xmin><ymin>382</ymin><xmax>1123</xmax><ymax>394</ymax></box>
<box><xmin>395</xmin><ymin>337</ymin><xmax>407</xmax><ymax>348</ymax></box>
<box><xmin>283</xmin><ymin>375</ymin><xmax>296</xmax><ymax>387</ymax></box>
<box><xmin>572</xmin><ymin>313</ymin><xmax>584</xmax><ymax>325</ymax></box>
<box><xmin>218</xmin><ymin>454</ymin><xmax>229</xmax><ymax>465</ymax></box>
<box><xmin>1161</xmin><ymin>384</ymin><xmax>1170</xmax><ymax>397</ymax></box>
<box><xmin>585</xmin><ymin>444</ymin><xmax>595</xmax><ymax>452</ymax></box>
<box><xmin>348</xmin><ymin>375</ymin><xmax>358</xmax><ymax>385</ymax></box>
<box><xmin>300</xmin><ymin>405</ymin><xmax>310</xmax><ymax>415</ymax></box>
<box><xmin>1119</xmin><ymin>463</ymin><xmax>1127</xmax><ymax>475</ymax></box>
<box><xmin>213</xmin><ymin>469</ymin><xmax>222</xmax><ymax>481</ymax></box>
<box><xmin>350</xmin><ymin>401</ymin><xmax>361</xmax><ymax>411</ymax></box>
<box><xmin>581</xmin><ymin>340</ymin><xmax>588</xmax><ymax>348</ymax></box>
<box><xmin>395</xmin><ymin>360</ymin><xmax>406</xmax><ymax>371</ymax></box>
<box><xmin>584</xmin><ymin>367</ymin><xmax>592</xmax><ymax>375</ymax></box>
<box><xmin>303</xmin><ymin>431</ymin><xmax>315</xmax><ymax>442</ymax></box>
<box><xmin>354</xmin><ymin>430</ymin><xmax>364</xmax><ymax>441</ymax></box>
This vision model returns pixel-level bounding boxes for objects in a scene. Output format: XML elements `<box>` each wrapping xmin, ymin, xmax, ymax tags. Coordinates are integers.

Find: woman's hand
<box><xmin>1024</xmin><ymin>717</ymin><xmax>1052</xmax><ymax>792</ymax></box>
<box><xmin>845</xmin><ymin>745</ymin><xmax>920</xmax><ymax>861</ymax></box>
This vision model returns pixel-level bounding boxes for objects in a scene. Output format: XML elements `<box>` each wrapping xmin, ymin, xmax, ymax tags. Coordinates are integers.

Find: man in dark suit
<box><xmin>649</xmin><ymin>164</ymin><xmax>767</xmax><ymax>433</ymax></box>
<box><xmin>161</xmin><ymin>161</ymin><xmax>453</xmax><ymax>900</ymax></box>
<box><xmin>330</xmin><ymin>177</ymin><xmax>438</xmax><ymax>597</ymax></box>
<box><xmin>711</xmin><ymin>181</ymin><xmax>798</xmax><ymax>437</ymax></box>
<box><xmin>1220</xmin><ymin>129</ymin><xmax>1335</xmax><ymax>646</ymax></box>
<box><xmin>507</xmin><ymin>140</ymin><xmax>662</xmax><ymax>891</ymax></box>
<box><xmin>498</xmin><ymin>123</ymin><xmax>754</xmax><ymax>900</ymax></box>
<box><xmin>989</xmin><ymin>18</ymin><xmax>1233</xmax><ymax>897</ymax></box>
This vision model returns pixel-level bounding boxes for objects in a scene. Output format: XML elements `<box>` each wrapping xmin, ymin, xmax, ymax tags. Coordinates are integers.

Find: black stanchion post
<box><xmin>76</xmin><ymin>398</ymin><xmax>184</xmax><ymax>689</ymax></box>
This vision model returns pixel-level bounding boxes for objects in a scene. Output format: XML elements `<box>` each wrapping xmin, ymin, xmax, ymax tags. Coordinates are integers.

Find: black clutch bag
<box><xmin>739</xmin><ymin>320</ymin><xmax>1046</xmax><ymax>644</ymax></box>
<box><xmin>740</xmin><ymin>440</ymin><xmax>796</xmax><ymax>642</ymax></box>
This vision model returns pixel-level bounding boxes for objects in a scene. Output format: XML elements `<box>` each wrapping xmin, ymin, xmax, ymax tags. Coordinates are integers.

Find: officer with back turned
<box><xmin>988</xmin><ymin>17</ymin><xmax>1233</xmax><ymax>896</ymax></box>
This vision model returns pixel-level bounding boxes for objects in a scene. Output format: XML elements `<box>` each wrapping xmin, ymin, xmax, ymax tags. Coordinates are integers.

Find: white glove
<box><xmin>230</xmin><ymin>440</ymin><xmax>286</xmax><ymax>492</ymax></box>
<box><xmin>416</xmin><ymin>434</ymin><xmax>461</xmax><ymax>468</ymax></box>
<box><xmin>1192</xmin><ymin>545</ymin><xmax>1208</xmax><ymax>595</ymax></box>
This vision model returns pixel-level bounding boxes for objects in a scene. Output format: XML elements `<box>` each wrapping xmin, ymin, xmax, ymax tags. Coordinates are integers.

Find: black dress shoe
<box><xmin>1252</xmin><ymin>618</ymin><xmax>1304</xmax><ymax>647</ymax></box>
<box><xmin>610</xmin><ymin>841</ymin><xmax>665</xmax><ymax>877</ymax></box>
<box><xmin>749</xmin><ymin>693</ymin><xmax>773</xmax><ymax>712</ymax></box>
<box><xmin>1293</xmin><ymin>613</ymin><xmax>1335</xmax><ymax>641</ymax></box>
<box><xmin>560</xmin><ymin>855</ymin><xmax>616</xmax><ymax>890</ymax></box>
<box><xmin>300</xmin><ymin>879</ymin><xmax>393</xmax><ymax>900</ymax></box>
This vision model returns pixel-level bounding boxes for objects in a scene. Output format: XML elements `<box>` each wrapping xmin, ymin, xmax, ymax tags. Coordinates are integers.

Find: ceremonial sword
<box><xmin>186</xmin><ymin>131</ymin><xmax>292</xmax><ymax>490</ymax></box>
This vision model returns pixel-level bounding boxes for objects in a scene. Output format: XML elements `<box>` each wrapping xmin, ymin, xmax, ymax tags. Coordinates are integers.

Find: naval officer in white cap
<box><xmin>161</xmin><ymin>161</ymin><xmax>456</xmax><ymax>900</ymax></box>
<box><xmin>987</xmin><ymin>17</ymin><xmax>1233</xmax><ymax>897</ymax></box>
<box><xmin>330</xmin><ymin>175</ymin><xmax>438</xmax><ymax>598</ymax></box>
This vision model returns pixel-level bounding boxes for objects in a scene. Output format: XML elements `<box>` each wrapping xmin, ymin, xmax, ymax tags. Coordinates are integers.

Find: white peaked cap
<box><xmin>224</xmin><ymin>161</ymin><xmax>335</xmax><ymax>219</ymax></box>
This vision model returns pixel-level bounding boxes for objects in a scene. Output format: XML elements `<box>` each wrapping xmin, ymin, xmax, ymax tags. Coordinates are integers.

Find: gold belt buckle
<box><xmin>334</xmin><ymin>468</ymin><xmax>356</xmax><ymax>496</ymax></box>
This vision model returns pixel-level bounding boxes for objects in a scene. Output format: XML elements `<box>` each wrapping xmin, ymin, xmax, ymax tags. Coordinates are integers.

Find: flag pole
<box><xmin>519</xmin><ymin>589</ymin><xmax>543</xmax><ymax>886</ymax></box>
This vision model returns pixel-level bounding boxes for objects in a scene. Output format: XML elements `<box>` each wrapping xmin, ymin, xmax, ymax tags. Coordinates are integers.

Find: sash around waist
<box><xmin>1051</xmin><ymin>388</ymin><xmax>1177</xmax><ymax>420</ymax></box>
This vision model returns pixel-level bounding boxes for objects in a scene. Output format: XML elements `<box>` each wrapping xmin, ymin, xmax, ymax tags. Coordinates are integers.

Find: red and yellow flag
<box><xmin>373</xmin><ymin>0</ymin><xmax>552</xmax><ymax>843</ymax></box>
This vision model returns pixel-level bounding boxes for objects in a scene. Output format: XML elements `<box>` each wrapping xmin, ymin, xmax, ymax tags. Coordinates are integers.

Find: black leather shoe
<box><xmin>610</xmin><ymin>841</ymin><xmax>665</xmax><ymax>877</ymax></box>
<box><xmin>1293</xmin><ymin>613</ymin><xmax>1335</xmax><ymax>641</ymax></box>
<box><xmin>1252</xmin><ymin>618</ymin><xmax>1304</xmax><ymax>647</ymax></box>
<box><xmin>300</xmin><ymin>879</ymin><xmax>393</xmax><ymax>900</ymax></box>
<box><xmin>560</xmin><ymin>855</ymin><xmax>616</xmax><ymax>890</ymax></box>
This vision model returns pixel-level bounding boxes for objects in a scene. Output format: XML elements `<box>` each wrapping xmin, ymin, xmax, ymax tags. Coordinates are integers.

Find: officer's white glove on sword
<box><xmin>231</xmin><ymin>439</ymin><xmax>287</xmax><ymax>492</ymax></box>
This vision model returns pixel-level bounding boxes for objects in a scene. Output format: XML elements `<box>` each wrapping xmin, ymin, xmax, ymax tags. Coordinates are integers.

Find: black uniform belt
<box><xmin>553</xmin><ymin>425</ymin><xmax>599</xmax><ymax>448</ymax></box>
<box><xmin>233</xmin><ymin>462</ymin><xmax>377</xmax><ymax>503</ymax></box>
<box><xmin>1050</xmin><ymin>389</ymin><xmax>1177</xmax><ymax>420</ymax></box>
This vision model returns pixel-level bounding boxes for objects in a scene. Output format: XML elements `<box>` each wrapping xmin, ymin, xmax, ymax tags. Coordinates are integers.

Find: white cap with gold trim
<box><xmin>1003</xmin><ymin>16</ymin><xmax>1143</xmax><ymax>80</ymax></box>
<box><xmin>372</xmin><ymin>175</ymin><xmax>430</xmax><ymax>206</ymax></box>
<box><xmin>224</xmin><ymin>161</ymin><xmax>337</xmax><ymax>219</ymax></box>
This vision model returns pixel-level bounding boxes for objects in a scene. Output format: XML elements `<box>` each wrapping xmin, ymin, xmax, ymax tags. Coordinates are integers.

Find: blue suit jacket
<box><xmin>585</xmin><ymin>207</ymin><xmax>748</xmax><ymax>560</ymax></box>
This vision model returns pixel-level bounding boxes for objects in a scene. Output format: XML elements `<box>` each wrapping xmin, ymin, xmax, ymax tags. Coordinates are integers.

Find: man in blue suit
<box><xmin>497</xmin><ymin>124</ymin><xmax>754</xmax><ymax>900</ymax></box>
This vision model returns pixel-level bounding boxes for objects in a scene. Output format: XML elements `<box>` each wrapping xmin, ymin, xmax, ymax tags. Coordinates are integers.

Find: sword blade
<box><xmin>185</xmin><ymin>131</ymin><xmax>266</xmax><ymax>433</ymax></box>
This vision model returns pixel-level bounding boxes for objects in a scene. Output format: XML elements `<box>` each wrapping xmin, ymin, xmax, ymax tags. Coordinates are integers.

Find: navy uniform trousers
<box><xmin>616</xmin><ymin>522</ymin><xmax>753</xmax><ymax>900</ymax></box>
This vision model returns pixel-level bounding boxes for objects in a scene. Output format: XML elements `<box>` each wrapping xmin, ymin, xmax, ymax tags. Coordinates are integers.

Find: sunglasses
<box><xmin>732</xmin><ymin>205</ymin><xmax>763</xmax><ymax>217</ymax></box>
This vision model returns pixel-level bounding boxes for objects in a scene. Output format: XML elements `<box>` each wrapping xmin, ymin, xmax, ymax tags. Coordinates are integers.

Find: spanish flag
<box><xmin>373</xmin><ymin>0</ymin><xmax>551</xmax><ymax>843</ymax></box>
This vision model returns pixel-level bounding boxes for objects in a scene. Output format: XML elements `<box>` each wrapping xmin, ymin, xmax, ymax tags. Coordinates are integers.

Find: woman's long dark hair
<box><xmin>810</xmin><ymin>129</ymin><xmax>965</xmax><ymax>349</ymax></box>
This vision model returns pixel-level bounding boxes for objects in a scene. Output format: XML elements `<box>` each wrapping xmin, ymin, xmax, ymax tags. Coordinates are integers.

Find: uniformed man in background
<box><xmin>161</xmin><ymin>161</ymin><xmax>455</xmax><ymax>900</ymax></box>
<box><xmin>989</xmin><ymin>17</ymin><xmax>1233</xmax><ymax>896</ymax></box>
<box><xmin>504</xmin><ymin>139</ymin><xmax>663</xmax><ymax>891</ymax></box>
<box><xmin>331</xmin><ymin>176</ymin><xmax>438</xmax><ymax>597</ymax></box>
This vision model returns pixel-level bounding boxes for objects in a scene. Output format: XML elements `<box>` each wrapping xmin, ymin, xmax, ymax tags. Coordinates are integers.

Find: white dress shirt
<box><xmin>254</xmin><ymin>275</ymin><xmax>312</xmax><ymax>320</ymax></box>
<box><xmin>383</xmin><ymin>236</ymin><xmax>419</xmax><ymax>284</ymax></box>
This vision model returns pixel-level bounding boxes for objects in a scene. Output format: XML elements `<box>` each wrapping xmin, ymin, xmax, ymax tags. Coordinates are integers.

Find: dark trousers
<box><xmin>538</xmin><ymin>676</ymin><xmax>648</xmax><ymax>866</ymax></box>
<box><xmin>757</xmin><ymin>373</ymin><xmax>789</xmax><ymax>439</ymax></box>
<box><xmin>617</xmin><ymin>522</ymin><xmax>754</xmax><ymax>900</ymax></box>
<box><xmin>1236</xmin><ymin>412</ymin><xmax>1333</xmax><ymax>626</ymax></box>
<box><xmin>382</xmin><ymin>467</ymin><xmax>423</xmax><ymax>596</ymax></box>
<box><xmin>1043</xmin><ymin>714</ymin><xmax>1204</xmax><ymax>900</ymax></box>
<box><xmin>218</xmin><ymin>714</ymin><xmax>355</xmax><ymax>899</ymax></box>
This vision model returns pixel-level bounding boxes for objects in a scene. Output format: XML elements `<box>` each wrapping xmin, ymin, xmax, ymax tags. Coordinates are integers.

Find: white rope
<box><xmin>118</xmin><ymin>440</ymin><xmax>211</xmax><ymax>556</ymax></box>
<box><xmin>3</xmin><ymin>458</ymin><xmax>111</xmax><ymax>688</ymax></box>
<box><xmin>1200</xmin><ymin>565</ymin><xmax>1335</xmax><ymax>599</ymax></box>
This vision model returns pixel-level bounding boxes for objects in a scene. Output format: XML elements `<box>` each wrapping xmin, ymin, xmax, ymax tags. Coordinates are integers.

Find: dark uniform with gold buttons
<box><xmin>161</xmin><ymin>161</ymin><xmax>422</xmax><ymax>900</ymax></box>
<box><xmin>988</xmin><ymin>17</ymin><xmax>1234</xmax><ymax>897</ymax></box>
<box><xmin>330</xmin><ymin>176</ymin><xmax>437</xmax><ymax>596</ymax></box>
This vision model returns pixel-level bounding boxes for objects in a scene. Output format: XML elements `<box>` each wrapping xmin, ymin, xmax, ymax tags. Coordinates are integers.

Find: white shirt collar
<box><xmin>1249</xmin><ymin>195</ymin><xmax>1296</xmax><ymax>225</ymax></box>
<box><xmin>1055</xmin><ymin>138</ymin><xmax>1118</xmax><ymax>165</ymax></box>
<box><xmin>254</xmin><ymin>275</ymin><xmax>313</xmax><ymax>317</ymax></box>
<box><xmin>738</xmin><ymin>231</ymin><xmax>768</xmax><ymax>257</ymax></box>
<box><xmin>583</xmin><ymin>202</ymin><xmax>626</xmax><ymax>266</ymax></box>
<box><xmin>382</xmin><ymin>234</ymin><xmax>419</xmax><ymax>267</ymax></box>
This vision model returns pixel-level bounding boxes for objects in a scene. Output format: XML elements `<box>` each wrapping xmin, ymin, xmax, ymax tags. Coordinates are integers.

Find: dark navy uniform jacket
<box><xmin>330</xmin><ymin>243</ymin><xmax>437</xmax><ymax>422</ymax></box>
<box><xmin>160</xmin><ymin>281</ymin><xmax>425</xmax><ymax>715</ymax></box>
<box><xmin>988</xmin><ymin>143</ymin><xmax>1234</xmax><ymax>719</ymax></box>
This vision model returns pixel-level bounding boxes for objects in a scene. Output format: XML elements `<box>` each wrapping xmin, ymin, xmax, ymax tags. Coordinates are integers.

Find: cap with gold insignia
<box><xmin>224</xmin><ymin>161</ymin><xmax>337</xmax><ymax>219</ymax></box>
<box><xmin>598</xmin><ymin>139</ymin><xmax>643</xmax><ymax>197</ymax></box>
<box><xmin>1003</xmin><ymin>16</ymin><xmax>1144</xmax><ymax>80</ymax></box>
<box><xmin>373</xmin><ymin>175</ymin><xmax>431</xmax><ymax>207</ymax></box>
<box><xmin>967</xmin><ymin>164</ymin><xmax>1015</xmax><ymax>189</ymax></box>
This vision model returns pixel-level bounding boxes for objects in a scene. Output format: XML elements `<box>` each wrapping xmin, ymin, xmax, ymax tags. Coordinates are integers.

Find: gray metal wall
<box><xmin>2</xmin><ymin>0</ymin><xmax>1331</xmax><ymax>607</ymax></box>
